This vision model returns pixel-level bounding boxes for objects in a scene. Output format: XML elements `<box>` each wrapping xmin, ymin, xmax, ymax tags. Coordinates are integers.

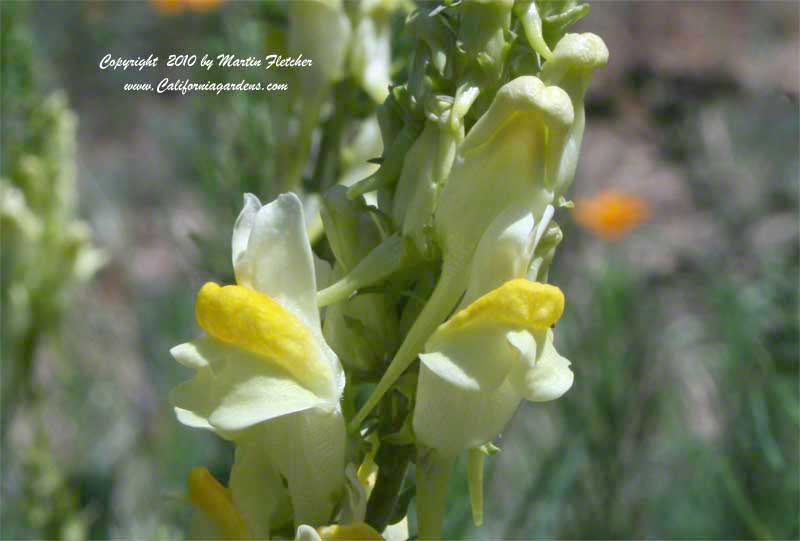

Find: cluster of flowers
<box><xmin>270</xmin><ymin>0</ymin><xmax>406</xmax><ymax>196</ymax></box>
<box><xmin>2</xmin><ymin>93</ymin><xmax>105</xmax><ymax>401</ymax></box>
<box><xmin>170</xmin><ymin>1</ymin><xmax>607</xmax><ymax>539</ymax></box>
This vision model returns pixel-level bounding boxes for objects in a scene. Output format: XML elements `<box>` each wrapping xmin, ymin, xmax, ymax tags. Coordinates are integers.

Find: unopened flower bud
<box><xmin>540</xmin><ymin>32</ymin><xmax>609</xmax><ymax>198</ymax></box>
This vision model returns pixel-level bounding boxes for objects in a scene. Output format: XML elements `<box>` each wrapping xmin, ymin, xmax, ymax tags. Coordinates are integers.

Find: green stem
<box><xmin>348</xmin><ymin>261</ymin><xmax>466</xmax><ymax>431</ymax></box>
<box><xmin>310</xmin><ymin>83</ymin><xmax>346</xmax><ymax>193</ymax></box>
<box><xmin>1</xmin><ymin>322</ymin><xmax>38</xmax><ymax>442</ymax></box>
<box><xmin>467</xmin><ymin>448</ymin><xmax>485</xmax><ymax>527</ymax></box>
<box><xmin>317</xmin><ymin>235</ymin><xmax>410</xmax><ymax>307</ymax></box>
<box><xmin>275</xmin><ymin>95</ymin><xmax>323</xmax><ymax>196</ymax></box>
<box><xmin>416</xmin><ymin>448</ymin><xmax>454</xmax><ymax>539</ymax></box>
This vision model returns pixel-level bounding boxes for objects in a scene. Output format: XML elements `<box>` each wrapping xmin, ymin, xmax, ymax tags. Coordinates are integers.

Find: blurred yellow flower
<box><xmin>573</xmin><ymin>189</ymin><xmax>650</xmax><ymax>240</ymax></box>
<box><xmin>171</xmin><ymin>193</ymin><xmax>347</xmax><ymax>530</ymax></box>
<box><xmin>187</xmin><ymin>466</ymin><xmax>250</xmax><ymax>539</ymax></box>
<box><xmin>151</xmin><ymin>0</ymin><xmax>223</xmax><ymax>15</ymax></box>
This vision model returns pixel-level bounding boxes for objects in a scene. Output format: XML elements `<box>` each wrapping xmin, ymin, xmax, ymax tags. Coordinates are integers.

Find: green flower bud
<box><xmin>540</xmin><ymin>32</ymin><xmax>608</xmax><ymax>198</ymax></box>
<box><xmin>450</xmin><ymin>0</ymin><xmax>514</xmax><ymax>129</ymax></box>
<box><xmin>538</xmin><ymin>0</ymin><xmax>590</xmax><ymax>48</ymax></box>
<box><xmin>288</xmin><ymin>0</ymin><xmax>351</xmax><ymax>94</ymax></box>
<box><xmin>280</xmin><ymin>0</ymin><xmax>352</xmax><ymax>192</ymax></box>
<box><xmin>392</xmin><ymin>100</ymin><xmax>463</xmax><ymax>258</ymax></box>
<box><xmin>346</xmin><ymin>122</ymin><xmax>421</xmax><ymax>199</ymax></box>
<box><xmin>349</xmin><ymin>0</ymin><xmax>405</xmax><ymax>103</ymax></box>
<box><xmin>527</xmin><ymin>220</ymin><xmax>562</xmax><ymax>282</ymax></box>
<box><xmin>376</xmin><ymin>86</ymin><xmax>412</xmax><ymax>151</ymax></box>
<box><xmin>406</xmin><ymin>6</ymin><xmax>455</xmax><ymax>78</ymax></box>
<box><xmin>460</xmin><ymin>0</ymin><xmax>514</xmax><ymax>65</ymax></box>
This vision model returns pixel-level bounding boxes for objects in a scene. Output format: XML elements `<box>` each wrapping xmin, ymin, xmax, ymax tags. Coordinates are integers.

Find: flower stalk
<box><xmin>168</xmin><ymin>2</ymin><xmax>606</xmax><ymax>539</ymax></box>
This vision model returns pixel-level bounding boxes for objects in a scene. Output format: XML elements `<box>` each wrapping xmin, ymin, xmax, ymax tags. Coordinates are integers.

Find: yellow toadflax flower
<box><xmin>573</xmin><ymin>189</ymin><xmax>650</xmax><ymax>240</ymax></box>
<box><xmin>350</xmin><ymin>75</ymin><xmax>575</xmax><ymax>430</ymax></box>
<box><xmin>412</xmin><ymin>206</ymin><xmax>575</xmax><ymax>537</ymax></box>
<box><xmin>186</xmin><ymin>466</ymin><xmax>252</xmax><ymax>539</ymax></box>
<box><xmin>414</xmin><ymin>282</ymin><xmax>570</xmax><ymax>455</ymax></box>
<box><xmin>170</xmin><ymin>193</ymin><xmax>346</xmax><ymax>533</ymax></box>
<box><xmin>351</xmin><ymin>33</ymin><xmax>608</xmax><ymax>430</ymax></box>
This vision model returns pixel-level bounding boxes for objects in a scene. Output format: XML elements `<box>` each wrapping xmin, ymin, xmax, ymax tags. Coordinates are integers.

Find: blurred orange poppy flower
<box><xmin>151</xmin><ymin>0</ymin><xmax>223</xmax><ymax>15</ymax></box>
<box><xmin>572</xmin><ymin>189</ymin><xmax>650</xmax><ymax>240</ymax></box>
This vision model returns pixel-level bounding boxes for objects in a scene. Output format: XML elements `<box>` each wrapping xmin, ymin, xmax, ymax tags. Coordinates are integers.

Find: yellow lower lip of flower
<box><xmin>317</xmin><ymin>523</ymin><xmax>383</xmax><ymax>540</ymax></box>
<box><xmin>188</xmin><ymin>467</ymin><xmax>250</xmax><ymax>539</ymax></box>
<box><xmin>195</xmin><ymin>282</ymin><xmax>330</xmax><ymax>393</ymax></box>
<box><xmin>440</xmin><ymin>278</ymin><xmax>564</xmax><ymax>333</ymax></box>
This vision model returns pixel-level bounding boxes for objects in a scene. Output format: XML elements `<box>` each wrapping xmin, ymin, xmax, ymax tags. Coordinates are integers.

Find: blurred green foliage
<box><xmin>2</xmin><ymin>3</ymin><xmax>103</xmax><ymax>539</ymax></box>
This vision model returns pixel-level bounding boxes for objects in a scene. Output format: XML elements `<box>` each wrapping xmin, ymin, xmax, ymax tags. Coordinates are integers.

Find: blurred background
<box><xmin>1</xmin><ymin>1</ymin><xmax>797</xmax><ymax>539</ymax></box>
